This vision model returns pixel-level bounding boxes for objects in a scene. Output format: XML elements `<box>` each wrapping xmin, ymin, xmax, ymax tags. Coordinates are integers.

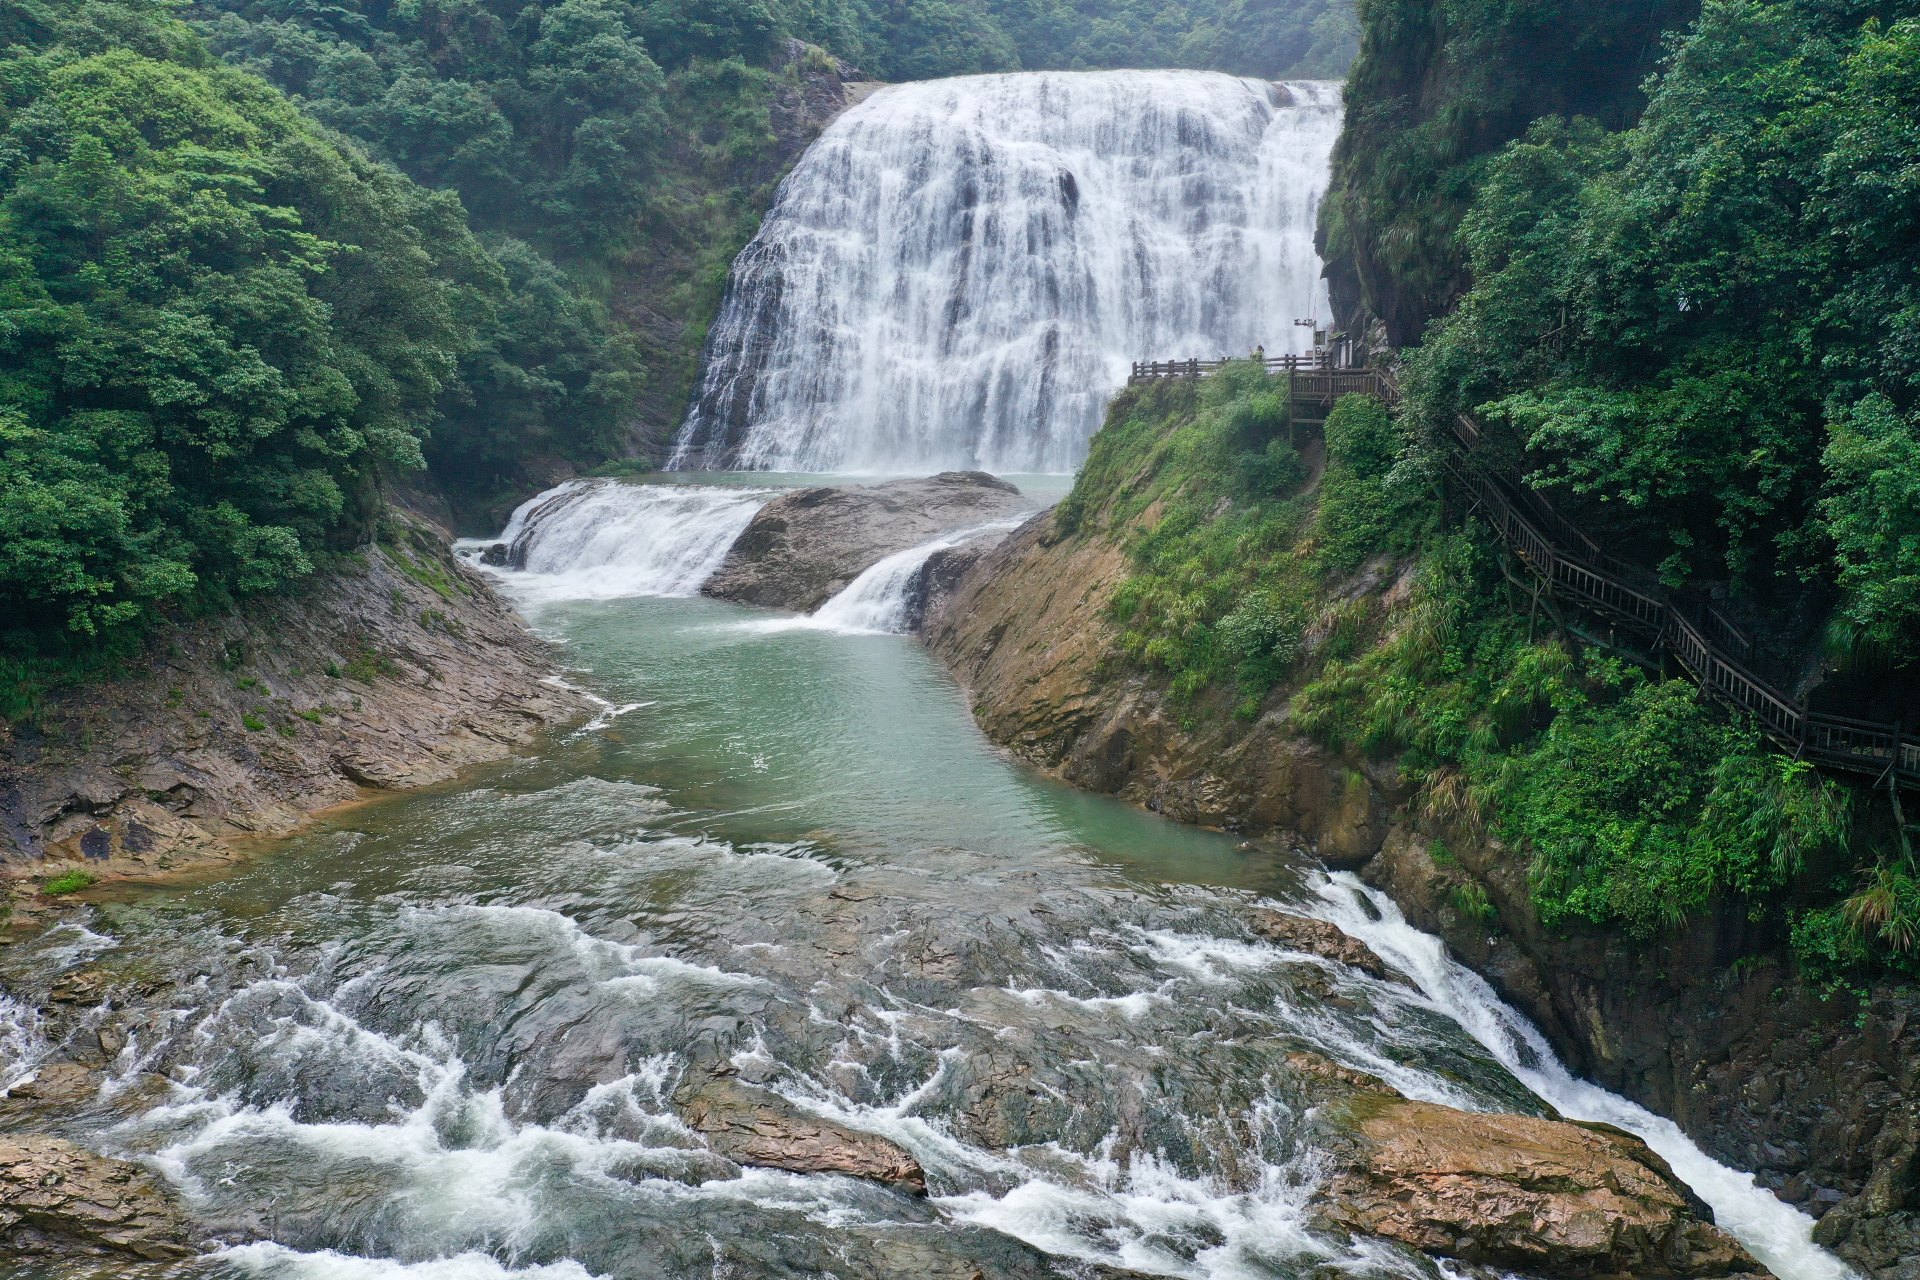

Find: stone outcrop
<box><xmin>924</xmin><ymin>515</ymin><xmax>1401</xmax><ymax>861</ymax></box>
<box><xmin>1315</xmin><ymin>1097</ymin><xmax>1767</xmax><ymax>1277</ymax></box>
<box><xmin>0</xmin><ymin>1135</ymin><xmax>193</xmax><ymax>1261</ymax></box>
<box><xmin>1273</xmin><ymin>1051</ymin><xmax>1765</xmax><ymax>1277</ymax></box>
<box><xmin>1246</xmin><ymin>909</ymin><xmax>1411</xmax><ymax>986</ymax></box>
<box><xmin>677</xmin><ymin>1076</ymin><xmax>928</xmax><ymax>1194</ymax></box>
<box><xmin>703</xmin><ymin>472</ymin><xmax>1035</xmax><ymax>613</ymax></box>
<box><xmin>0</xmin><ymin>511</ymin><xmax>588</xmax><ymax>893</ymax></box>
<box><xmin>1361</xmin><ymin>827</ymin><xmax>1920</xmax><ymax>1279</ymax></box>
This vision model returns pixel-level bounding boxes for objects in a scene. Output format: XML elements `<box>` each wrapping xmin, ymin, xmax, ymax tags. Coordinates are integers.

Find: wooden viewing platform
<box><xmin>1131</xmin><ymin>354</ymin><xmax>1920</xmax><ymax>789</ymax></box>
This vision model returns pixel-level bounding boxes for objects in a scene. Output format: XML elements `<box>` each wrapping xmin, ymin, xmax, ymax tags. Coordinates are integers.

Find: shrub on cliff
<box><xmin>1403</xmin><ymin>2</ymin><xmax>1920</xmax><ymax>651</ymax></box>
<box><xmin>1063</xmin><ymin>368</ymin><xmax>1427</xmax><ymax>713</ymax></box>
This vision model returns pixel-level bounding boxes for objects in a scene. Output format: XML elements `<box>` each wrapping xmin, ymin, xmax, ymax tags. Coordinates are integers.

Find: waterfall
<box><xmin>811</xmin><ymin>521</ymin><xmax>1023</xmax><ymax>635</ymax></box>
<box><xmin>672</xmin><ymin>71</ymin><xmax>1342</xmax><ymax>475</ymax></box>
<box><xmin>482</xmin><ymin>481</ymin><xmax>771</xmax><ymax>604</ymax></box>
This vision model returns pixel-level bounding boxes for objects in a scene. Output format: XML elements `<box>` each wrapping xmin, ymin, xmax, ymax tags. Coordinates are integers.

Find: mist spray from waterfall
<box><xmin>673</xmin><ymin>71</ymin><xmax>1342</xmax><ymax>475</ymax></box>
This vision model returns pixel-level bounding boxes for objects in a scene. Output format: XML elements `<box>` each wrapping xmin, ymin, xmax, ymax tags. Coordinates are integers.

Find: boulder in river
<box><xmin>0</xmin><ymin>1134</ymin><xmax>194</xmax><ymax>1261</ymax></box>
<box><xmin>1311</xmin><ymin>1089</ymin><xmax>1771</xmax><ymax>1277</ymax></box>
<box><xmin>702</xmin><ymin>471</ymin><xmax>1034</xmax><ymax>613</ymax></box>
<box><xmin>677</xmin><ymin>1076</ymin><xmax>928</xmax><ymax>1194</ymax></box>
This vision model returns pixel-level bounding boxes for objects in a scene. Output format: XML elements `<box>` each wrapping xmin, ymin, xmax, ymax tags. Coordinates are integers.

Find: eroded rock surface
<box><xmin>677</xmin><ymin>1076</ymin><xmax>928</xmax><ymax>1194</ymax></box>
<box><xmin>1316</xmin><ymin>1097</ymin><xmax>1768</xmax><ymax>1277</ymax></box>
<box><xmin>924</xmin><ymin>496</ymin><xmax>1915</xmax><ymax>1276</ymax></box>
<box><xmin>1246</xmin><ymin>909</ymin><xmax>1411</xmax><ymax>986</ymax></box>
<box><xmin>0</xmin><ymin>1135</ymin><xmax>193</xmax><ymax>1261</ymax></box>
<box><xmin>703</xmin><ymin>472</ymin><xmax>1034</xmax><ymax>613</ymax></box>
<box><xmin>0</xmin><ymin>511</ymin><xmax>588</xmax><ymax>891</ymax></box>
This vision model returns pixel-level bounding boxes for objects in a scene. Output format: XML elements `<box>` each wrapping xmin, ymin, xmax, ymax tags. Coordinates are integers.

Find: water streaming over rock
<box><xmin>1305</xmin><ymin>876</ymin><xmax>1856</xmax><ymax>1280</ymax></box>
<box><xmin>486</xmin><ymin>481</ymin><xmax>772</xmax><ymax>604</ymax></box>
<box><xmin>806</xmin><ymin>521</ymin><xmax>1024</xmax><ymax>635</ymax></box>
<box><xmin>672</xmin><ymin>72</ymin><xmax>1342</xmax><ymax>474</ymax></box>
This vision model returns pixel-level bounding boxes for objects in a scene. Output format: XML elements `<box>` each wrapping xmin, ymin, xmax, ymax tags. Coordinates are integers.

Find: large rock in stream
<box><xmin>1291</xmin><ymin>1055</ymin><xmax>1770</xmax><ymax>1278</ymax></box>
<box><xmin>677</xmin><ymin>1076</ymin><xmax>928</xmax><ymax>1194</ymax></box>
<box><xmin>702</xmin><ymin>472</ymin><xmax>1034</xmax><ymax>613</ymax></box>
<box><xmin>0</xmin><ymin>1135</ymin><xmax>194</xmax><ymax>1261</ymax></box>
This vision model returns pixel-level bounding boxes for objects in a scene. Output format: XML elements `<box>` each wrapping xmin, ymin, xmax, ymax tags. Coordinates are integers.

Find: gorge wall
<box><xmin>0</xmin><ymin>514</ymin><xmax>587</xmax><ymax>911</ymax></box>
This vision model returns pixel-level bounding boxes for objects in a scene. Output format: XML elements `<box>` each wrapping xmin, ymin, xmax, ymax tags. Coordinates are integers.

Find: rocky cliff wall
<box><xmin>0</xmin><ymin>513</ymin><xmax>588</xmax><ymax>908</ymax></box>
<box><xmin>924</xmin><ymin>511</ymin><xmax>1919</xmax><ymax>1279</ymax></box>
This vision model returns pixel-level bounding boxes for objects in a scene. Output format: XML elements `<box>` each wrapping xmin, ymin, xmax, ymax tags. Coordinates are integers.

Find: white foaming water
<box><xmin>809</xmin><ymin>521</ymin><xmax>1024</xmax><ymax>634</ymax></box>
<box><xmin>484</xmin><ymin>481</ymin><xmax>770</xmax><ymax>604</ymax></box>
<box><xmin>673</xmin><ymin>72</ymin><xmax>1342</xmax><ymax>474</ymax></box>
<box><xmin>0</xmin><ymin>992</ymin><xmax>49</xmax><ymax>1093</ymax></box>
<box><xmin>219</xmin><ymin>1243</ymin><xmax>605</xmax><ymax>1280</ymax></box>
<box><xmin>1305</xmin><ymin>873</ymin><xmax>1861</xmax><ymax>1280</ymax></box>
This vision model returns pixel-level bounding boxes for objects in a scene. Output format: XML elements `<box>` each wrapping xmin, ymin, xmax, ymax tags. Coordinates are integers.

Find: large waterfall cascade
<box><xmin>673</xmin><ymin>71</ymin><xmax>1343</xmax><ymax>475</ymax></box>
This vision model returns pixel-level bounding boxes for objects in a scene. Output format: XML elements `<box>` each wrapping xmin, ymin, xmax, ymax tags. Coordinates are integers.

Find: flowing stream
<box><xmin>673</xmin><ymin>72</ymin><xmax>1341</xmax><ymax>474</ymax></box>
<box><xmin>1</xmin><ymin>479</ymin><xmax>1854</xmax><ymax>1280</ymax></box>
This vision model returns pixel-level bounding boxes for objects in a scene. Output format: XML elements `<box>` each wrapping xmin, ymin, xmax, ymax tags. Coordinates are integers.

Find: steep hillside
<box><xmin>1318</xmin><ymin>0</ymin><xmax>1698</xmax><ymax>344</ymax></box>
<box><xmin>1</xmin><ymin>508</ymin><xmax>587</xmax><ymax>906</ymax></box>
<box><xmin>926</xmin><ymin>368</ymin><xmax>1919</xmax><ymax>1274</ymax></box>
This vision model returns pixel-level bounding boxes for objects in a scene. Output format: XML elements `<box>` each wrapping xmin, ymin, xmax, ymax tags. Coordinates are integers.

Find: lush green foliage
<box><xmin>1294</xmin><ymin>530</ymin><xmax>1863</xmax><ymax>955</ymax></box>
<box><xmin>1404</xmin><ymin>1</ymin><xmax>1920</xmax><ymax>646</ymax></box>
<box><xmin>1065</xmin><ymin>377</ymin><xmax>1432</xmax><ymax>711</ymax></box>
<box><xmin>2</xmin><ymin>16</ymin><xmax>467</xmax><ymax>635</ymax></box>
<box><xmin>0</xmin><ymin>0</ymin><xmax>639</xmax><ymax>706</ymax></box>
<box><xmin>41</xmin><ymin>869</ymin><xmax>97</xmax><ymax>895</ymax></box>
<box><xmin>1063</xmin><ymin>366</ymin><xmax>1323</xmax><ymax>707</ymax></box>
<box><xmin>1320</xmin><ymin>0</ymin><xmax>1920</xmax><ymax>976</ymax></box>
<box><xmin>1319</xmin><ymin>0</ymin><xmax>1695</xmax><ymax>344</ymax></box>
<box><xmin>777</xmin><ymin>0</ymin><xmax>1358</xmax><ymax>80</ymax></box>
<box><xmin>1071</xmin><ymin>371</ymin><xmax>1886</xmax><ymax>969</ymax></box>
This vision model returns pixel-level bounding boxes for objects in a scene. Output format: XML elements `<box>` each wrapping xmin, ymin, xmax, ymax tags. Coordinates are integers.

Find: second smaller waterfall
<box><xmin>812</xmin><ymin>521</ymin><xmax>1023</xmax><ymax>634</ymax></box>
<box><xmin>483</xmin><ymin>481</ymin><xmax>772</xmax><ymax>604</ymax></box>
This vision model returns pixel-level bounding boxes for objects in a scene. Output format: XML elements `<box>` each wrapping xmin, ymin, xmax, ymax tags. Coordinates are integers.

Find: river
<box><xmin>1</xmin><ymin>61</ymin><xmax>1860</xmax><ymax>1280</ymax></box>
<box><xmin>0</xmin><ymin>475</ymin><xmax>1852</xmax><ymax>1280</ymax></box>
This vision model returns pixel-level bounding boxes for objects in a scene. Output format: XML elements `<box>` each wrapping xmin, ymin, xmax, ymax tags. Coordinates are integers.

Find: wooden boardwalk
<box><xmin>1128</xmin><ymin>356</ymin><xmax>1920</xmax><ymax>789</ymax></box>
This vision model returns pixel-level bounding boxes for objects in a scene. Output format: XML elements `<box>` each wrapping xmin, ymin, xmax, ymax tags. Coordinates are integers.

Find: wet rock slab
<box><xmin>678</xmin><ymin>1075</ymin><xmax>928</xmax><ymax>1194</ymax></box>
<box><xmin>1245</xmin><ymin>908</ymin><xmax>1412</xmax><ymax>986</ymax></box>
<box><xmin>0</xmin><ymin>1135</ymin><xmax>193</xmax><ymax>1261</ymax></box>
<box><xmin>702</xmin><ymin>471</ymin><xmax>1033</xmax><ymax>613</ymax></box>
<box><xmin>1305</xmin><ymin>1072</ymin><xmax>1771</xmax><ymax>1278</ymax></box>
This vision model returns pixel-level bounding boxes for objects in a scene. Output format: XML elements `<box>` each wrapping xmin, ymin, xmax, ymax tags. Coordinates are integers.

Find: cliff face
<box><xmin>608</xmin><ymin>45</ymin><xmax>883</xmax><ymax>479</ymax></box>
<box><xmin>924</xmin><ymin>511</ymin><xmax>1920</xmax><ymax>1280</ymax></box>
<box><xmin>926</xmin><ymin>514</ymin><xmax>1401</xmax><ymax>863</ymax></box>
<box><xmin>0</xmin><ymin>513</ymin><xmax>587</xmax><ymax>902</ymax></box>
<box><xmin>1318</xmin><ymin>0</ymin><xmax>1697</xmax><ymax>344</ymax></box>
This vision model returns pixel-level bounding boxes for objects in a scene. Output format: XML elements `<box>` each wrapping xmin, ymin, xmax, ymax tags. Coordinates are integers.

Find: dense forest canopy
<box><xmin>1319</xmin><ymin>0</ymin><xmax>1698</xmax><ymax>347</ymax></box>
<box><xmin>1401</xmin><ymin>0</ymin><xmax>1920</xmax><ymax>665</ymax></box>
<box><xmin>1309</xmin><ymin>0</ymin><xmax>1920</xmax><ymax>969</ymax></box>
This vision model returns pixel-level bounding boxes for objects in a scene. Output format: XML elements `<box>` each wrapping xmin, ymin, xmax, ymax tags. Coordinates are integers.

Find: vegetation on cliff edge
<box><xmin>1061</xmin><ymin>370</ymin><xmax>1896</xmax><ymax>976</ymax></box>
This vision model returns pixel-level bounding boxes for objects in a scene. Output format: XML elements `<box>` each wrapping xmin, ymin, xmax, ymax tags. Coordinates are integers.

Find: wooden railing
<box><xmin>1129</xmin><ymin>352</ymin><xmax>1336</xmax><ymax>382</ymax></box>
<box><xmin>1132</xmin><ymin>351</ymin><xmax>1919</xmax><ymax>788</ymax></box>
<box><xmin>1436</xmin><ymin>398</ymin><xmax>1919</xmax><ymax>787</ymax></box>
